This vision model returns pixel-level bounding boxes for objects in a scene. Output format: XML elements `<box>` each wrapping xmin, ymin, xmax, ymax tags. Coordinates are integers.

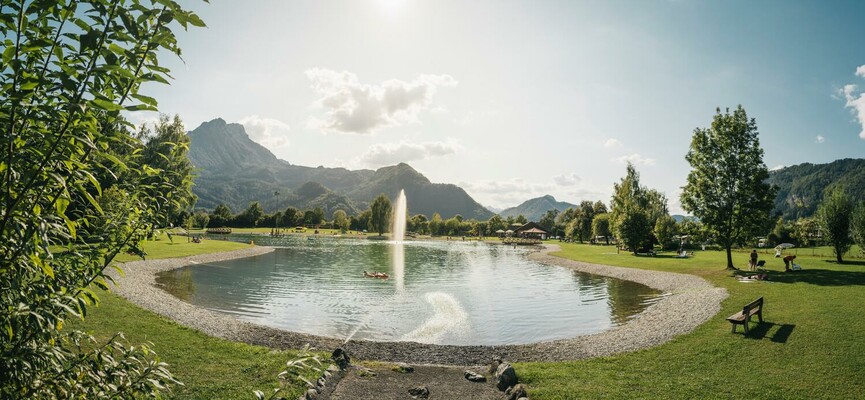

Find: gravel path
<box><xmin>109</xmin><ymin>244</ymin><xmax>727</xmax><ymax>365</ymax></box>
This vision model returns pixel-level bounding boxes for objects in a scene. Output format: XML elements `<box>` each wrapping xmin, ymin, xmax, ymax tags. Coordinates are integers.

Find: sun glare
<box><xmin>376</xmin><ymin>0</ymin><xmax>408</xmax><ymax>16</ymax></box>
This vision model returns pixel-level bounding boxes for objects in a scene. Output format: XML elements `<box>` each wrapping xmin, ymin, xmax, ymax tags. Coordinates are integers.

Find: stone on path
<box><xmin>408</xmin><ymin>385</ymin><xmax>430</xmax><ymax>398</ymax></box>
<box><xmin>392</xmin><ymin>362</ymin><xmax>415</xmax><ymax>373</ymax></box>
<box><xmin>331</xmin><ymin>347</ymin><xmax>351</xmax><ymax>370</ymax></box>
<box><xmin>464</xmin><ymin>370</ymin><xmax>487</xmax><ymax>382</ymax></box>
<box><xmin>506</xmin><ymin>383</ymin><xmax>529</xmax><ymax>400</ymax></box>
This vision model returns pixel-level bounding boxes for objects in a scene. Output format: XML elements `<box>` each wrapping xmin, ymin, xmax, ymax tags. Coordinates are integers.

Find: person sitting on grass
<box><xmin>783</xmin><ymin>255</ymin><xmax>796</xmax><ymax>272</ymax></box>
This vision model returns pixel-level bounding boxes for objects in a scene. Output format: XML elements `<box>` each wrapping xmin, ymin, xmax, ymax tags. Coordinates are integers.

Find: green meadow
<box><xmin>77</xmin><ymin>238</ymin><xmax>865</xmax><ymax>399</ymax></box>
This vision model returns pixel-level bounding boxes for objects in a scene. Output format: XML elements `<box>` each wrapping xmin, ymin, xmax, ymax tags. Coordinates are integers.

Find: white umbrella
<box><xmin>775</xmin><ymin>243</ymin><xmax>795</xmax><ymax>249</ymax></box>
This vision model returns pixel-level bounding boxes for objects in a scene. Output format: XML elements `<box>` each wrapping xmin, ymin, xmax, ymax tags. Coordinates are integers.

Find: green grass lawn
<box><xmin>517</xmin><ymin>243</ymin><xmax>865</xmax><ymax>399</ymax></box>
<box><xmin>73</xmin><ymin>236</ymin><xmax>327</xmax><ymax>400</ymax></box>
<box><xmin>77</xmin><ymin>237</ymin><xmax>865</xmax><ymax>399</ymax></box>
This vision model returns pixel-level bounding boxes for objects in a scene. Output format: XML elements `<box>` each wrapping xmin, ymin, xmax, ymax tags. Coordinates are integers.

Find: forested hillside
<box><xmin>767</xmin><ymin>158</ymin><xmax>865</xmax><ymax>219</ymax></box>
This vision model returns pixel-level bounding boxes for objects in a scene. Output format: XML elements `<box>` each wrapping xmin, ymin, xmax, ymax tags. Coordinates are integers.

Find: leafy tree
<box><xmin>619</xmin><ymin>212</ymin><xmax>652</xmax><ymax>255</ymax></box>
<box><xmin>487</xmin><ymin>214</ymin><xmax>506</xmax><ymax>233</ymax></box>
<box><xmin>593</xmin><ymin>200</ymin><xmax>608</xmax><ymax>214</ymax></box>
<box><xmin>609</xmin><ymin>163</ymin><xmax>658</xmax><ymax>252</ymax></box>
<box><xmin>140</xmin><ymin>114</ymin><xmax>196</xmax><ymax>226</ymax></box>
<box><xmin>678</xmin><ymin>218</ymin><xmax>707</xmax><ymax>246</ymax></box>
<box><xmin>577</xmin><ymin>201</ymin><xmax>596</xmax><ymax>242</ymax></box>
<box><xmin>681</xmin><ymin>106</ymin><xmax>776</xmax><ymax>269</ymax></box>
<box><xmin>538</xmin><ymin>209</ymin><xmax>559</xmax><ymax>233</ymax></box>
<box><xmin>282</xmin><ymin>206</ymin><xmax>299</xmax><ymax>228</ymax></box>
<box><xmin>369</xmin><ymin>194</ymin><xmax>392</xmax><ymax>236</ymax></box>
<box><xmin>311</xmin><ymin>207</ymin><xmax>325</xmax><ymax>227</ymax></box>
<box><xmin>817</xmin><ymin>188</ymin><xmax>853</xmax><ymax>264</ymax></box>
<box><xmin>444</xmin><ymin>217</ymin><xmax>462</xmax><ymax>236</ymax></box>
<box><xmin>768</xmin><ymin>216</ymin><xmax>793</xmax><ymax>246</ymax></box>
<box><xmin>515</xmin><ymin>214</ymin><xmax>528</xmax><ymax>224</ymax></box>
<box><xmin>193</xmin><ymin>211</ymin><xmax>210</xmax><ymax>229</ymax></box>
<box><xmin>654</xmin><ymin>215</ymin><xmax>677</xmax><ymax>250</ymax></box>
<box><xmin>351</xmin><ymin>209</ymin><xmax>371</xmax><ymax>232</ymax></box>
<box><xmin>792</xmin><ymin>217</ymin><xmax>820</xmax><ymax>247</ymax></box>
<box><xmin>429</xmin><ymin>213</ymin><xmax>443</xmax><ymax>236</ymax></box>
<box><xmin>332</xmin><ymin>210</ymin><xmax>350</xmax><ymax>233</ymax></box>
<box><xmin>240</xmin><ymin>202</ymin><xmax>265</xmax><ymax>228</ymax></box>
<box><xmin>852</xmin><ymin>203</ymin><xmax>865</xmax><ymax>256</ymax></box>
<box><xmin>592</xmin><ymin>213</ymin><xmax>612</xmax><ymax>245</ymax></box>
<box><xmin>0</xmin><ymin>0</ymin><xmax>204</xmax><ymax>397</ymax></box>
<box><xmin>410</xmin><ymin>214</ymin><xmax>429</xmax><ymax>235</ymax></box>
<box><xmin>211</xmin><ymin>204</ymin><xmax>233</xmax><ymax>227</ymax></box>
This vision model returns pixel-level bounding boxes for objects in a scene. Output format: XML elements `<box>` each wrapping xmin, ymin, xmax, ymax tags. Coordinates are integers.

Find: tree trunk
<box><xmin>837</xmin><ymin>252</ymin><xmax>844</xmax><ymax>264</ymax></box>
<box><xmin>725</xmin><ymin>246</ymin><xmax>736</xmax><ymax>270</ymax></box>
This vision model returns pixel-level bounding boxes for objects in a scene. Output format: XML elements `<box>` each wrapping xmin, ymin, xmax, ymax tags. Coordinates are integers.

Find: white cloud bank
<box><xmin>461</xmin><ymin>173</ymin><xmax>607</xmax><ymax>209</ymax></box>
<box><xmin>815</xmin><ymin>135</ymin><xmax>825</xmax><ymax>144</ymax></box>
<box><xmin>305</xmin><ymin>68</ymin><xmax>457</xmax><ymax>134</ymax></box>
<box><xmin>603</xmin><ymin>138</ymin><xmax>623</xmax><ymax>148</ymax></box>
<box><xmin>239</xmin><ymin>115</ymin><xmax>291</xmax><ymax>148</ymax></box>
<box><xmin>611</xmin><ymin>153</ymin><xmax>656</xmax><ymax>166</ymax></box>
<box><xmin>359</xmin><ymin>139</ymin><xmax>461</xmax><ymax>167</ymax></box>
<box><xmin>840</xmin><ymin>65</ymin><xmax>865</xmax><ymax>140</ymax></box>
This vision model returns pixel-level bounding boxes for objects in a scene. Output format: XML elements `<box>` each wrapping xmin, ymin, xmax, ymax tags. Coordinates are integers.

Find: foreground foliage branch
<box><xmin>0</xmin><ymin>1</ymin><xmax>205</xmax><ymax>397</ymax></box>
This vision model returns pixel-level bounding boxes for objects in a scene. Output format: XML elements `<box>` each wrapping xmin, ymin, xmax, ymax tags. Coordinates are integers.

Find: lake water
<box><xmin>156</xmin><ymin>235</ymin><xmax>662</xmax><ymax>345</ymax></box>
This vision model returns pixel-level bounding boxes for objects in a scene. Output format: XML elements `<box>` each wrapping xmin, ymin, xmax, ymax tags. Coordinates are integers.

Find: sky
<box><xmin>136</xmin><ymin>0</ymin><xmax>865</xmax><ymax>214</ymax></box>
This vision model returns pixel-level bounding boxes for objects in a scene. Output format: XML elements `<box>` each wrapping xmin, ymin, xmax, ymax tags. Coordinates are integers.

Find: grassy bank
<box><xmin>73</xmin><ymin>236</ymin><xmax>326</xmax><ymax>399</ymax></box>
<box><xmin>79</xmin><ymin>237</ymin><xmax>865</xmax><ymax>398</ymax></box>
<box><xmin>518</xmin><ymin>243</ymin><xmax>865</xmax><ymax>399</ymax></box>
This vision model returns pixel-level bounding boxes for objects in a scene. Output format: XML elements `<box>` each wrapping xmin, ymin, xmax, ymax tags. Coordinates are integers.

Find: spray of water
<box><xmin>401</xmin><ymin>292</ymin><xmax>469</xmax><ymax>344</ymax></box>
<box><xmin>392</xmin><ymin>189</ymin><xmax>407</xmax><ymax>291</ymax></box>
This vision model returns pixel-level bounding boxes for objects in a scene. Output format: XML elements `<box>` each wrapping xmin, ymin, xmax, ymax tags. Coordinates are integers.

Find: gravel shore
<box><xmin>109</xmin><ymin>244</ymin><xmax>727</xmax><ymax>365</ymax></box>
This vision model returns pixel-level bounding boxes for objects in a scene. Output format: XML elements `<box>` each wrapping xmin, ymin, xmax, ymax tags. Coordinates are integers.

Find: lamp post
<box><xmin>274</xmin><ymin>191</ymin><xmax>280</xmax><ymax>235</ymax></box>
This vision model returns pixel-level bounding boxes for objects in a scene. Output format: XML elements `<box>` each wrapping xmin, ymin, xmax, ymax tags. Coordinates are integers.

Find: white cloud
<box><xmin>553</xmin><ymin>173</ymin><xmax>582</xmax><ymax>186</ymax></box>
<box><xmin>603</xmin><ymin>138</ymin><xmax>623</xmax><ymax>148</ymax></box>
<box><xmin>238</xmin><ymin>115</ymin><xmax>291</xmax><ymax>148</ymax></box>
<box><xmin>840</xmin><ymin>67</ymin><xmax>865</xmax><ymax>140</ymax></box>
<box><xmin>359</xmin><ymin>139</ymin><xmax>461</xmax><ymax>167</ymax></box>
<box><xmin>305</xmin><ymin>68</ymin><xmax>457</xmax><ymax>134</ymax></box>
<box><xmin>611</xmin><ymin>153</ymin><xmax>656</xmax><ymax>166</ymax></box>
<box><xmin>815</xmin><ymin>135</ymin><xmax>825</xmax><ymax>144</ymax></box>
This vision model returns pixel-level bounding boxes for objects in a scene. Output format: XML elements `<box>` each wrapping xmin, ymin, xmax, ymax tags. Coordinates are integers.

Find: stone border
<box><xmin>108</xmin><ymin>244</ymin><xmax>727</xmax><ymax>365</ymax></box>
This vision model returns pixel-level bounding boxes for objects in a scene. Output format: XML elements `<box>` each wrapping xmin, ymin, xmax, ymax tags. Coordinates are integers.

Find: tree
<box><xmin>610</xmin><ymin>163</ymin><xmax>657</xmax><ymax>252</ymax></box>
<box><xmin>211</xmin><ymin>204</ymin><xmax>233</xmax><ymax>227</ymax></box>
<box><xmin>577</xmin><ymin>201</ymin><xmax>596</xmax><ymax>242</ymax></box>
<box><xmin>852</xmin><ymin>203</ymin><xmax>865</xmax><ymax>256</ymax></box>
<box><xmin>311</xmin><ymin>207</ymin><xmax>325</xmax><ymax>227</ymax></box>
<box><xmin>0</xmin><ymin>1</ymin><xmax>203</xmax><ymax>397</ymax></box>
<box><xmin>681</xmin><ymin>106</ymin><xmax>776</xmax><ymax>269</ymax></box>
<box><xmin>593</xmin><ymin>200</ymin><xmax>608</xmax><ymax>214</ymax></box>
<box><xmin>332</xmin><ymin>210</ymin><xmax>350</xmax><ymax>233</ymax></box>
<box><xmin>792</xmin><ymin>217</ymin><xmax>820</xmax><ymax>247</ymax></box>
<box><xmin>768</xmin><ymin>216</ymin><xmax>793</xmax><ymax>246</ymax></box>
<box><xmin>619</xmin><ymin>212</ymin><xmax>652</xmax><ymax>255</ymax></box>
<box><xmin>515</xmin><ymin>214</ymin><xmax>528</xmax><ymax>224</ymax></box>
<box><xmin>592</xmin><ymin>213</ymin><xmax>612</xmax><ymax>245</ymax></box>
<box><xmin>654</xmin><ymin>215</ymin><xmax>677</xmax><ymax>250</ymax></box>
<box><xmin>429</xmin><ymin>213</ymin><xmax>443</xmax><ymax>236</ymax></box>
<box><xmin>817</xmin><ymin>188</ymin><xmax>853</xmax><ymax>264</ymax></box>
<box><xmin>369</xmin><ymin>194</ymin><xmax>392</xmax><ymax>236</ymax></box>
<box><xmin>538</xmin><ymin>209</ymin><xmax>559</xmax><ymax>233</ymax></box>
<box><xmin>410</xmin><ymin>214</ymin><xmax>429</xmax><ymax>235</ymax></box>
<box><xmin>140</xmin><ymin>114</ymin><xmax>196</xmax><ymax>226</ymax></box>
<box><xmin>282</xmin><ymin>206</ymin><xmax>300</xmax><ymax>228</ymax></box>
<box><xmin>193</xmin><ymin>211</ymin><xmax>210</xmax><ymax>229</ymax></box>
<box><xmin>240</xmin><ymin>202</ymin><xmax>265</xmax><ymax>228</ymax></box>
<box><xmin>487</xmin><ymin>215</ymin><xmax>506</xmax><ymax>234</ymax></box>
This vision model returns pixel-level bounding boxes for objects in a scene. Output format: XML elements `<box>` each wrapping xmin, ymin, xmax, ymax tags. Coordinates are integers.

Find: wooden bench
<box><xmin>727</xmin><ymin>297</ymin><xmax>764</xmax><ymax>334</ymax></box>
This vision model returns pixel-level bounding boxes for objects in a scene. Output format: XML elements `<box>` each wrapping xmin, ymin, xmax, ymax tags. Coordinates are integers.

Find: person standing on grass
<box><xmin>750</xmin><ymin>249</ymin><xmax>759</xmax><ymax>270</ymax></box>
<box><xmin>783</xmin><ymin>255</ymin><xmax>796</xmax><ymax>272</ymax></box>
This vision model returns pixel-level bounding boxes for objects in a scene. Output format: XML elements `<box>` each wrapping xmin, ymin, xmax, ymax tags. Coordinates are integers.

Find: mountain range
<box><xmin>498</xmin><ymin>195</ymin><xmax>577</xmax><ymax>222</ymax></box>
<box><xmin>187</xmin><ymin>118</ymin><xmax>494</xmax><ymax>220</ymax></box>
<box><xmin>766</xmin><ymin>158</ymin><xmax>865</xmax><ymax>220</ymax></box>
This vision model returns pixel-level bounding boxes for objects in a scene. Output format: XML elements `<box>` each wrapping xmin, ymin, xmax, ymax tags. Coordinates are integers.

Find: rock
<box><xmin>356</xmin><ymin>366</ymin><xmax>377</xmax><ymax>377</ymax></box>
<box><xmin>408</xmin><ymin>386</ymin><xmax>430</xmax><ymax>399</ymax></box>
<box><xmin>331</xmin><ymin>347</ymin><xmax>350</xmax><ymax>370</ymax></box>
<box><xmin>506</xmin><ymin>383</ymin><xmax>529</xmax><ymax>400</ymax></box>
<box><xmin>495</xmin><ymin>362</ymin><xmax>517</xmax><ymax>391</ymax></box>
<box><xmin>316</xmin><ymin>376</ymin><xmax>326</xmax><ymax>388</ymax></box>
<box><xmin>489</xmin><ymin>355</ymin><xmax>502</xmax><ymax>375</ymax></box>
<box><xmin>392</xmin><ymin>362</ymin><xmax>415</xmax><ymax>373</ymax></box>
<box><xmin>464</xmin><ymin>370</ymin><xmax>487</xmax><ymax>382</ymax></box>
<box><xmin>304</xmin><ymin>388</ymin><xmax>318</xmax><ymax>400</ymax></box>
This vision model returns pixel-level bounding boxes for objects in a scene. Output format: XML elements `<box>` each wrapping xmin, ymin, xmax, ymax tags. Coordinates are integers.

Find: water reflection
<box><xmin>156</xmin><ymin>236</ymin><xmax>662</xmax><ymax>345</ymax></box>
